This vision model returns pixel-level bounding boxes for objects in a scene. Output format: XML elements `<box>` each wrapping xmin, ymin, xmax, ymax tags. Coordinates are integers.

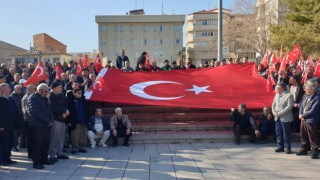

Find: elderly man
<box><xmin>110</xmin><ymin>107</ymin><xmax>132</xmax><ymax>147</ymax></box>
<box><xmin>48</xmin><ymin>81</ymin><xmax>69</xmax><ymax>162</ymax></box>
<box><xmin>0</xmin><ymin>83</ymin><xmax>18</xmax><ymax>166</ymax></box>
<box><xmin>272</xmin><ymin>83</ymin><xmax>294</xmax><ymax>154</ymax></box>
<box><xmin>21</xmin><ymin>84</ymin><xmax>36</xmax><ymax>157</ymax></box>
<box><xmin>28</xmin><ymin>83</ymin><xmax>54</xmax><ymax>169</ymax></box>
<box><xmin>10</xmin><ymin>85</ymin><xmax>25</xmax><ymax>151</ymax></box>
<box><xmin>9</xmin><ymin>73</ymin><xmax>21</xmax><ymax>92</ymax></box>
<box><xmin>121</xmin><ymin>61</ymin><xmax>135</xmax><ymax>72</ymax></box>
<box><xmin>230</xmin><ymin>104</ymin><xmax>260</xmax><ymax>145</ymax></box>
<box><xmin>296</xmin><ymin>81</ymin><xmax>320</xmax><ymax>159</ymax></box>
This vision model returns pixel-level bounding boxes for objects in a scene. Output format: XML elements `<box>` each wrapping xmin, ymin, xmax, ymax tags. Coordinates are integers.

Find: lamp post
<box><xmin>217</xmin><ymin>0</ymin><xmax>223</xmax><ymax>61</ymax></box>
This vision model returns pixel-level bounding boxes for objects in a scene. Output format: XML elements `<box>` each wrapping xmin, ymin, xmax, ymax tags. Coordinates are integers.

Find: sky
<box><xmin>0</xmin><ymin>0</ymin><xmax>234</xmax><ymax>53</ymax></box>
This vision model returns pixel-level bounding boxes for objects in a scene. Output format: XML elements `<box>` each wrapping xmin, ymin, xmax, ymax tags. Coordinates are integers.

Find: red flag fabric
<box><xmin>313</xmin><ymin>62</ymin><xmax>320</xmax><ymax>77</ymax></box>
<box><xmin>279</xmin><ymin>45</ymin><xmax>283</xmax><ymax>60</ymax></box>
<box><xmin>307</xmin><ymin>56</ymin><xmax>314</xmax><ymax>69</ymax></box>
<box><xmin>288</xmin><ymin>44</ymin><xmax>302</xmax><ymax>64</ymax></box>
<box><xmin>95</xmin><ymin>53</ymin><xmax>103</xmax><ymax>73</ymax></box>
<box><xmin>84</xmin><ymin>54</ymin><xmax>89</xmax><ymax>68</ymax></box>
<box><xmin>271</xmin><ymin>53</ymin><xmax>278</xmax><ymax>65</ymax></box>
<box><xmin>24</xmin><ymin>61</ymin><xmax>47</xmax><ymax>87</ymax></box>
<box><xmin>55</xmin><ymin>64</ymin><xmax>63</xmax><ymax>80</ymax></box>
<box><xmin>77</xmin><ymin>59</ymin><xmax>84</xmax><ymax>76</ymax></box>
<box><xmin>279</xmin><ymin>54</ymin><xmax>287</xmax><ymax>71</ymax></box>
<box><xmin>85</xmin><ymin>63</ymin><xmax>275</xmax><ymax>109</ymax></box>
<box><xmin>266</xmin><ymin>75</ymin><xmax>274</xmax><ymax>92</ymax></box>
<box><xmin>145</xmin><ymin>54</ymin><xmax>151</xmax><ymax>71</ymax></box>
<box><xmin>261</xmin><ymin>50</ymin><xmax>269</xmax><ymax>69</ymax></box>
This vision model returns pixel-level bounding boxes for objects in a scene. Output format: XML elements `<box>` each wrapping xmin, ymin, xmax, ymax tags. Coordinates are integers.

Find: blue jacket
<box><xmin>88</xmin><ymin>116</ymin><xmax>110</xmax><ymax>133</ymax></box>
<box><xmin>27</xmin><ymin>93</ymin><xmax>53</xmax><ymax>128</ymax></box>
<box><xmin>299</xmin><ymin>94</ymin><xmax>320</xmax><ymax>124</ymax></box>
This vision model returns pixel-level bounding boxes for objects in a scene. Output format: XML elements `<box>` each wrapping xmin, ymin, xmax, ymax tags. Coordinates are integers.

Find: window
<box><xmin>114</xmin><ymin>25</ymin><xmax>119</xmax><ymax>32</ymax></box>
<box><xmin>196</xmin><ymin>31</ymin><xmax>214</xmax><ymax>37</ymax></box>
<box><xmin>159</xmin><ymin>25</ymin><xmax>164</xmax><ymax>32</ymax></box>
<box><xmin>175</xmin><ymin>25</ymin><xmax>181</xmax><ymax>31</ymax></box>
<box><xmin>153</xmin><ymin>25</ymin><xmax>157</xmax><ymax>32</ymax></box>
<box><xmin>159</xmin><ymin>52</ymin><xmax>164</xmax><ymax>58</ymax></box>
<box><xmin>130</xmin><ymin>25</ymin><xmax>135</xmax><ymax>32</ymax></box>
<box><xmin>120</xmin><ymin>25</ymin><xmax>124</xmax><ymax>32</ymax></box>
<box><xmin>101</xmin><ymin>40</ymin><xmax>107</xmax><ymax>46</ymax></box>
<box><xmin>101</xmin><ymin>25</ymin><xmax>107</xmax><ymax>32</ymax></box>
<box><xmin>143</xmin><ymin>25</ymin><xmax>148</xmax><ymax>32</ymax></box>
<box><xmin>153</xmin><ymin>51</ymin><xmax>159</xmax><ymax>58</ymax></box>
<box><xmin>115</xmin><ymin>51</ymin><xmax>119</xmax><ymax>57</ymax></box>
<box><xmin>144</xmin><ymin>39</ymin><xmax>147</xmax><ymax>45</ymax></box>
<box><xmin>195</xmin><ymin>20</ymin><xmax>213</xmax><ymax>26</ymax></box>
<box><xmin>160</xmin><ymin>38</ymin><xmax>163</xmax><ymax>45</ymax></box>
<box><xmin>120</xmin><ymin>39</ymin><xmax>124</xmax><ymax>46</ymax></box>
<box><xmin>175</xmin><ymin>39</ymin><xmax>180</xmax><ymax>45</ymax></box>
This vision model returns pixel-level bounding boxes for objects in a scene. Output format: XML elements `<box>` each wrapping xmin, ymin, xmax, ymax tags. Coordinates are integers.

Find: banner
<box><xmin>85</xmin><ymin>63</ymin><xmax>275</xmax><ymax>109</ymax></box>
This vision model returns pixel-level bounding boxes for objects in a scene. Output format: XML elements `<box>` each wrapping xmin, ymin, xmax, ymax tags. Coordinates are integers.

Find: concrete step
<box><xmin>124</xmin><ymin>131</ymin><xmax>301</xmax><ymax>144</ymax></box>
<box><xmin>132</xmin><ymin>120</ymin><xmax>233</xmax><ymax>131</ymax></box>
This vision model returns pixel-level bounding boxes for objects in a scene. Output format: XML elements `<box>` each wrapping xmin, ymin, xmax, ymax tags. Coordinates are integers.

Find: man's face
<box><xmin>15</xmin><ymin>86</ymin><xmax>23</xmax><ymax>94</ymax></box>
<box><xmin>292</xmin><ymin>69</ymin><xmax>299</xmax><ymax>75</ymax></box>
<box><xmin>82</xmin><ymin>70</ymin><xmax>89</xmax><ymax>77</ymax></box>
<box><xmin>14</xmin><ymin>74</ymin><xmax>21</xmax><ymax>82</ymax></box>
<box><xmin>238</xmin><ymin>105</ymin><xmax>245</xmax><ymax>113</ymax></box>
<box><xmin>275</xmin><ymin>85</ymin><xmax>284</xmax><ymax>94</ymax></box>
<box><xmin>305</xmin><ymin>86</ymin><xmax>315</xmax><ymax>96</ymax></box>
<box><xmin>243</xmin><ymin>58</ymin><xmax>248</xmax><ymax>63</ymax></box>
<box><xmin>263</xmin><ymin>107</ymin><xmax>268</xmax><ymax>115</ymax></box>
<box><xmin>164</xmin><ymin>62</ymin><xmax>169</xmax><ymax>66</ymax></box>
<box><xmin>186</xmin><ymin>59</ymin><xmax>191</xmax><ymax>65</ymax></box>
<box><xmin>70</xmin><ymin>75</ymin><xmax>76</xmax><ymax>82</ymax></box>
<box><xmin>116</xmin><ymin>111</ymin><xmax>122</xmax><ymax>117</ymax></box>
<box><xmin>95</xmin><ymin>109</ymin><xmax>102</xmax><ymax>117</ymax></box>
<box><xmin>0</xmin><ymin>78</ymin><xmax>6</xmax><ymax>83</ymax></box>
<box><xmin>289</xmin><ymin>77</ymin><xmax>296</xmax><ymax>85</ymax></box>
<box><xmin>72</xmin><ymin>83</ymin><xmax>79</xmax><ymax>89</ymax></box>
<box><xmin>74</xmin><ymin>91</ymin><xmax>82</xmax><ymax>98</ymax></box>
<box><xmin>39</xmin><ymin>89</ymin><xmax>49</xmax><ymax>97</ymax></box>
<box><xmin>10</xmin><ymin>69</ymin><xmax>16</xmax><ymax>75</ymax></box>
<box><xmin>121</xmin><ymin>50</ymin><xmax>125</xmax><ymax>56</ymax></box>
<box><xmin>1</xmin><ymin>85</ymin><xmax>11</xmax><ymax>97</ymax></box>
<box><xmin>52</xmin><ymin>85</ymin><xmax>62</xmax><ymax>94</ymax></box>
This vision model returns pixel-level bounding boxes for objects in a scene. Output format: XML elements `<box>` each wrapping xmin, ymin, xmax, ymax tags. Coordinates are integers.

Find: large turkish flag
<box><xmin>85</xmin><ymin>63</ymin><xmax>275</xmax><ymax>109</ymax></box>
<box><xmin>24</xmin><ymin>61</ymin><xmax>47</xmax><ymax>87</ymax></box>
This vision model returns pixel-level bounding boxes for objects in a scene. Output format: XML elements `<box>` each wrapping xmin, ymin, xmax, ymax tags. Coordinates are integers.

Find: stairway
<box><xmin>102</xmin><ymin>104</ymin><xmax>264</xmax><ymax>144</ymax></box>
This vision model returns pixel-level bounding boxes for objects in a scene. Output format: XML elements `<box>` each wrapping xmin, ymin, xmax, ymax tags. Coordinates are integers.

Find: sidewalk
<box><xmin>1</xmin><ymin>142</ymin><xmax>320</xmax><ymax>180</ymax></box>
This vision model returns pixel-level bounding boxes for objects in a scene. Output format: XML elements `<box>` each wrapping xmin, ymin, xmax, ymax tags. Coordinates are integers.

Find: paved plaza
<box><xmin>0</xmin><ymin>142</ymin><xmax>320</xmax><ymax>180</ymax></box>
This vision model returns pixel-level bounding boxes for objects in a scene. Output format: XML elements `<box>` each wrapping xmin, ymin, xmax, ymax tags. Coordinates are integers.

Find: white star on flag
<box><xmin>185</xmin><ymin>85</ymin><xmax>212</xmax><ymax>95</ymax></box>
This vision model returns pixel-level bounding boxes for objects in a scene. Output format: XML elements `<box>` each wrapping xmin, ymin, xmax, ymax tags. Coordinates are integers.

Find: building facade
<box><xmin>0</xmin><ymin>41</ymin><xmax>26</xmax><ymax>65</ymax></box>
<box><xmin>186</xmin><ymin>9</ymin><xmax>257</xmax><ymax>66</ymax></box>
<box><xmin>96</xmin><ymin>10</ymin><xmax>185</xmax><ymax>67</ymax></box>
<box><xmin>11</xmin><ymin>33</ymin><xmax>72</xmax><ymax>64</ymax></box>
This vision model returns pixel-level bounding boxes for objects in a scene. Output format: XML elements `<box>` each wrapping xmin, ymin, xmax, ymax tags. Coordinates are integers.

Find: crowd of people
<box><xmin>1</xmin><ymin>48</ymin><xmax>320</xmax><ymax>170</ymax></box>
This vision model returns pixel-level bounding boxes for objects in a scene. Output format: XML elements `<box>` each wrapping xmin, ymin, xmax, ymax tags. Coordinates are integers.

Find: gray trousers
<box><xmin>71</xmin><ymin>124</ymin><xmax>87</xmax><ymax>151</ymax></box>
<box><xmin>48</xmin><ymin>120</ymin><xmax>65</xmax><ymax>158</ymax></box>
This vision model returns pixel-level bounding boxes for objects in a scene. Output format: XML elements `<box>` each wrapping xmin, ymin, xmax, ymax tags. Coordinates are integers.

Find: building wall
<box><xmin>0</xmin><ymin>41</ymin><xmax>26</xmax><ymax>65</ymax></box>
<box><xmin>96</xmin><ymin>15</ymin><xmax>185</xmax><ymax>67</ymax></box>
<box><xmin>11</xmin><ymin>54</ymin><xmax>72</xmax><ymax>65</ymax></box>
<box><xmin>33</xmin><ymin>34</ymin><xmax>67</xmax><ymax>54</ymax></box>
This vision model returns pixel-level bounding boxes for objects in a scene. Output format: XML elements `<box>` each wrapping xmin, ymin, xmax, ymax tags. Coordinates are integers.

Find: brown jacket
<box><xmin>110</xmin><ymin>115</ymin><xmax>132</xmax><ymax>130</ymax></box>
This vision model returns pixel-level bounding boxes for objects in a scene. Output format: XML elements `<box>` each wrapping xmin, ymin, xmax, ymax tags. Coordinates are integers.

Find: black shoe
<box><xmin>296</xmin><ymin>150</ymin><xmax>308</xmax><ymax>156</ymax></box>
<box><xmin>33</xmin><ymin>164</ymin><xmax>45</xmax><ymax>169</ymax></box>
<box><xmin>49</xmin><ymin>158</ymin><xmax>58</xmax><ymax>163</ymax></box>
<box><xmin>275</xmin><ymin>147</ymin><xmax>284</xmax><ymax>152</ymax></box>
<box><xmin>311</xmin><ymin>151</ymin><xmax>318</xmax><ymax>159</ymax></box>
<box><xmin>79</xmin><ymin>149</ymin><xmax>87</xmax><ymax>153</ymax></box>
<box><xmin>63</xmin><ymin>149</ymin><xmax>68</xmax><ymax>153</ymax></box>
<box><xmin>43</xmin><ymin>160</ymin><xmax>55</xmax><ymax>165</ymax></box>
<box><xmin>235</xmin><ymin>140</ymin><xmax>240</xmax><ymax>145</ymax></box>
<box><xmin>71</xmin><ymin>151</ymin><xmax>77</xmax><ymax>154</ymax></box>
<box><xmin>286</xmin><ymin>148</ymin><xmax>292</xmax><ymax>154</ymax></box>
<box><xmin>57</xmin><ymin>155</ymin><xmax>69</xmax><ymax>159</ymax></box>
<box><xmin>111</xmin><ymin>144</ymin><xmax>118</xmax><ymax>147</ymax></box>
<box><xmin>123</xmin><ymin>143</ymin><xmax>130</xmax><ymax>147</ymax></box>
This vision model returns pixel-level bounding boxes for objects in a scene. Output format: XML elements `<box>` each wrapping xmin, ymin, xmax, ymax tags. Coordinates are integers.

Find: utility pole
<box><xmin>217</xmin><ymin>0</ymin><xmax>223</xmax><ymax>61</ymax></box>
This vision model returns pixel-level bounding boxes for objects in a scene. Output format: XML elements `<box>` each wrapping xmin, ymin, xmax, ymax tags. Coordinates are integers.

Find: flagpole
<box><xmin>217</xmin><ymin>0</ymin><xmax>223</xmax><ymax>61</ymax></box>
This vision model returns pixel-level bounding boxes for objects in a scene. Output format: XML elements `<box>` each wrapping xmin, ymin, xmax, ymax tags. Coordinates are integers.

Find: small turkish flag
<box><xmin>84</xmin><ymin>54</ymin><xmax>89</xmax><ymax>68</ymax></box>
<box><xmin>95</xmin><ymin>53</ymin><xmax>103</xmax><ymax>73</ymax></box>
<box><xmin>24</xmin><ymin>60</ymin><xmax>47</xmax><ymax>87</ymax></box>
<box><xmin>77</xmin><ymin>58</ymin><xmax>84</xmax><ymax>76</ymax></box>
<box><xmin>307</xmin><ymin>56</ymin><xmax>314</xmax><ymax>69</ymax></box>
<box><xmin>313</xmin><ymin>62</ymin><xmax>320</xmax><ymax>77</ymax></box>
<box><xmin>260</xmin><ymin>50</ymin><xmax>268</xmax><ymax>69</ymax></box>
<box><xmin>85</xmin><ymin>63</ymin><xmax>275</xmax><ymax>109</ymax></box>
<box><xmin>288</xmin><ymin>44</ymin><xmax>302</xmax><ymax>64</ymax></box>
<box><xmin>271</xmin><ymin>53</ymin><xmax>278</xmax><ymax>65</ymax></box>
<box><xmin>55</xmin><ymin>63</ymin><xmax>64</xmax><ymax>80</ymax></box>
<box><xmin>145</xmin><ymin>54</ymin><xmax>151</xmax><ymax>71</ymax></box>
